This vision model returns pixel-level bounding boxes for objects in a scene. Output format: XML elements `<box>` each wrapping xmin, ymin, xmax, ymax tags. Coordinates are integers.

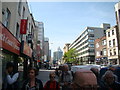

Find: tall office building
<box><xmin>35</xmin><ymin>21</ymin><xmax>44</xmax><ymax>60</ymax></box>
<box><xmin>44</xmin><ymin>37</ymin><xmax>49</xmax><ymax>62</ymax></box>
<box><xmin>53</xmin><ymin>47</ymin><xmax>63</xmax><ymax>64</ymax></box>
<box><xmin>69</xmin><ymin>23</ymin><xmax>110</xmax><ymax>64</ymax></box>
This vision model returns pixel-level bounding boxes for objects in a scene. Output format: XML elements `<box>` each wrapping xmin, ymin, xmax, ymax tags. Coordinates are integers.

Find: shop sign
<box><xmin>0</xmin><ymin>23</ymin><xmax>20</xmax><ymax>55</ymax></box>
<box><xmin>22</xmin><ymin>41</ymin><xmax>32</xmax><ymax>58</ymax></box>
<box><xmin>20</xmin><ymin>19</ymin><xmax>27</xmax><ymax>34</ymax></box>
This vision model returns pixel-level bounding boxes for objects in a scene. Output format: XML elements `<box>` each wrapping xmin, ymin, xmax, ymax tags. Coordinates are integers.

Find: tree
<box><xmin>63</xmin><ymin>48</ymin><xmax>78</xmax><ymax>63</ymax></box>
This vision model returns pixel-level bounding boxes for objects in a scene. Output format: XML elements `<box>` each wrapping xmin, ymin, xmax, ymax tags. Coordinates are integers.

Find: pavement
<box><xmin>37</xmin><ymin>69</ymin><xmax>57</xmax><ymax>86</ymax></box>
<box><xmin>18</xmin><ymin>68</ymin><xmax>59</xmax><ymax>87</ymax></box>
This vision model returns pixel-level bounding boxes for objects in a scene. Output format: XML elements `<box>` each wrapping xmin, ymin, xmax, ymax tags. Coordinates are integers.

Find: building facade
<box><xmin>94</xmin><ymin>36</ymin><xmax>108</xmax><ymax>65</ymax></box>
<box><xmin>1</xmin><ymin>0</ymin><xmax>39</xmax><ymax>83</ymax></box>
<box><xmin>69</xmin><ymin>23</ymin><xmax>110</xmax><ymax>64</ymax></box>
<box><xmin>106</xmin><ymin>25</ymin><xmax>119</xmax><ymax>65</ymax></box>
<box><xmin>53</xmin><ymin>47</ymin><xmax>63</xmax><ymax>64</ymax></box>
<box><xmin>35</xmin><ymin>21</ymin><xmax>44</xmax><ymax>60</ymax></box>
<box><xmin>115</xmin><ymin>2</ymin><xmax>120</xmax><ymax>64</ymax></box>
<box><xmin>44</xmin><ymin>37</ymin><xmax>49</xmax><ymax>62</ymax></box>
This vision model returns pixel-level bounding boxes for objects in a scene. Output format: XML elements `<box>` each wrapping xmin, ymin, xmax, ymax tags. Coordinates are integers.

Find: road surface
<box><xmin>37</xmin><ymin>69</ymin><xmax>56</xmax><ymax>86</ymax></box>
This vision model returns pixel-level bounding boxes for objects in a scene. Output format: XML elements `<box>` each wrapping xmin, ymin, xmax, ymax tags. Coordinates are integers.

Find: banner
<box><xmin>0</xmin><ymin>23</ymin><xmax>20</xmax><ymax>55</ymax></box>
<box><xmin>20</xmin><ymin>19</ymin><xmax>27</xmax><ymax>34</ymax></box>
<box><xmin>20</xmin><ymin>41</ymin><xmax>32</xmax><ymax>58</ymax></box>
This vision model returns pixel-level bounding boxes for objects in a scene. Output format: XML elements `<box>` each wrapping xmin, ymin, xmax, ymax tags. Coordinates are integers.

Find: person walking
<box><xmin>44</xmin><ymin>72</ymin><xmax>60</xmax><ymax>90</ymax></box>
<box><xmin>60</xmin><ymin>64</ymin><xmax>73</xmax><ymax>90</ymax></box>
<box><xmin>114</xmin><ymin>66</ymin><xmax>120</xmax><ymax>83</ymax></box>
<box><xmin>100</xmin><ymin>70</ymin><xmax>120</xmax><ymax>90</ymax></box>
<box><xmin>21</xmin><ymin>67</ymin><xmax>43</xmax><ymax>90</ymax></box>
<box><xmin>90</xmin><ymin>67</ymin><xmax>101</xmax><ymax>86</ymax></box>
<box><xmin>2</xmin><ymin>62</ymin><xmax>19</xmax><ymax>90</ymax></box>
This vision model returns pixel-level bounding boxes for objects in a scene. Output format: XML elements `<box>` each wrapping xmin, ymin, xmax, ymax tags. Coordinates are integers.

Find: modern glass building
<box><xmin>69</xmin><ymin>23</ymin><xmax>110</xmax><ymax>64</ymax></box>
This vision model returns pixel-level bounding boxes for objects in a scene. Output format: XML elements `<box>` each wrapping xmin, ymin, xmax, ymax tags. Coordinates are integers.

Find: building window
<box><xmin>4</xmin><ymin>8</ymin><xmax>11</xmax><ymax>29</ymax></box>
<box><xmin>115</xmin><ymin>11</ymin><xmax>118</xmax><ymax>25</ymax></box>
<box><xmin>108</xmin><ymin>32</ymin><xmax>110</xmax><ymax>37</ymax></box>
<box><xmin>88</xmin><ymin>39</ymin><xmax>94</xmax><ymax>42</ymax></box>
<box><xmin>102</xmin><ymin>48</ymin><xmax>106</xmax><ymax>56</ymax></box>
<box><xmin>88</xmin><ymin>29</ymin><xmax>94</xmax><ymax>32</ymax></box>
<box><xmin>16</xmin><ymin>23</ymin><xmax>20</xmax><ymax>39</ymax></box>
<box><xmin>2</xmin><ymin>8</ymin><xmax>5</xmax><ymax>15</ymax></box>
<box><xmin>100</xmin><ymin>51</ymin><xmax>103</xmax><ymax>55</ymax></box>
<box><xmin>22</xmin><ymin>7</ymin><xmax>25</xmax><ymax>19</ymax></box>
<box><xmin>96</xmin><ymin>43</ymin><xmax>99</xmax><ymax>48</ymax></box>
<box><xmin>109</xmin><ymin>40</ymin><xmax>111</xmax><ymax>47</ymax></box>
<box><xmin>96</xmin><ymin>51</ymin><xmax>100</xmax><ymax>56</ymax></box>
<box><xmin>112</xmin><ymin>30</ymin><xmax>114</xmax><ymax>35</ymax></box>
<box><xmin>110</xmin><ymin>50</ymin><xmax>112</xmax><ymax>56</ymax></box>
<box><xmin>102</xmin><ymin>39</ymin><xmax>106</xmax><ymax>46</ymax></box>
<box><xmin>88</xmin><ymin>49</ymin><xmax>94</xmax><ymax>53</ymax></box>
<box><xmin>89</xmin><ymin>44</ymin><xmax>94</xmax><ymax>47</ymax></box>
<box><xmin>89</xmin><ymin>34</ymin><xmax>94</xmax><ymax>37</ymax></box>
<box><xmin>18</xmin><ymin>0</ymin><xmax>21</xmax><ymax>15</ymax></box>
<box><xmin>113</xmin><ymin>39</ymin><xmax>115</xmax><ymax>46</ymax></box>
<box><xmin>113</xmin><ymin>49</ymin><xmax>116</xmax><ymax>55</ymax></box>
<box><xmin>104</xmin><ymin>30</ymin><xmax>106</xmax><ymax>35</ymax></box>
<box><xmin>119</xmin><ymin>9</ymin><xmax>120</xmax><ymax>23</ymax></box>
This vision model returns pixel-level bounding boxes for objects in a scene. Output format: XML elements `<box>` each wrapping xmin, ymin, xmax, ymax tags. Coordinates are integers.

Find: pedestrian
<box><xmin>21</xmin><ymin>67</ymin><xmax>43</xmax><ymax>90</ymax></box>
<box><xmin>60</xmin><ymin>64</ymin><xmax>73</xmax><ymax>90</ymax></box>
<box><xmin>55</xmin><ymin>68</ymin><xmax>59</xmax><ymax>77</ymax></box>
<box><xmin>99</xmin><ymin>67</ymin><xmax>108</xmax><ymax>80</ymax></box>
<box><xmin>72</xmin><ymin>69</ymin><xmax>98</xmax><ymax>90</ymax></box>
<box><xmin>114</xmin><ymin>65</ymin><xmax>120</xmax><ymax>83</ymax></box>
<box><xmin>2</xmin><ymin>62</ymin><xmax>19</xmax><ymax>90</ymax></box>
<box><xmin>100</xmin><ymin>70</ymin><xmax>120</xmax><ymax>90</ymax></box>
<box><xmin>44</xmin><ymin>72</ymin><xmax>60</xmax><ymax>90</ymax></box>
<box><xmin>90</xmin><ymin>67</ymin><xmax>101</xmax><ymax>86</ymax></box>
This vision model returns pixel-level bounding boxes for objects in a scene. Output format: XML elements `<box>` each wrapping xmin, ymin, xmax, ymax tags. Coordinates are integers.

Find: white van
<box><xmin>71</xmin><ymin>64</ymin><xmax>101</xmax><ymax>73</ymax></box>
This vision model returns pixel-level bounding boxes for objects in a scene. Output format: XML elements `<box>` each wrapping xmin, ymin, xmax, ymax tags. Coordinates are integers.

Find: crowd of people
<box><xmin>55</xmin><ymin>64</ymin><xmax>120</xmax><ymax>90</ymax></box>
<box><xmin>2</xmin><ymin>62</ymin><xmax>60</xmax><ymax>90</ymax></box>
<box><xmin>2</xmin><ymin>62</ymin><xmax>120</xmax><ymax>90</ymax></box>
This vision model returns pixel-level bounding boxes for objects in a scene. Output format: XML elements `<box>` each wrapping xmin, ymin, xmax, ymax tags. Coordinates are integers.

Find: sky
<box><xmin>28</xmin><ymin>2</ymin><xmax>117</xmax><ymax>56</ymax></box>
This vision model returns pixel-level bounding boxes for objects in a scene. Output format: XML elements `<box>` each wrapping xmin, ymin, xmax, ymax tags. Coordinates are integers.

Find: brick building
<box><xmin>94</xmin><ymin>36</ymin><xmax>108</xmax><ymax>65</ymax></box>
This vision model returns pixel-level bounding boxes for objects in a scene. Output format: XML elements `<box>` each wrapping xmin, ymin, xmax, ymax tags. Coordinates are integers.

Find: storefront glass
<box><xmin>1</xmin><ymin>50</ymin><xmax>19</xmax><ymax>84</ymax></box>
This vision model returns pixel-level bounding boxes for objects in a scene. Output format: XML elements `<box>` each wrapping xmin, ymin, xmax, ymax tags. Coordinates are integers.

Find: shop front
<box><xmin>109</xmin><ymin>58</ymin><xmax>118</xmax><ymax>65</ymax></box>
<box><xmin>20</xmin><ymin>40</ymin><xmax>32</xmax><ymax>79</ymax></box>
<box><xmin>0</xmin><ymin>23</ymin><xmax>20</xmax><ymax>87</ymax></box>
<box><xmin>95</xmin><ymin>57</ymin><xmax>108</xmax><ymax>65</ymax></box>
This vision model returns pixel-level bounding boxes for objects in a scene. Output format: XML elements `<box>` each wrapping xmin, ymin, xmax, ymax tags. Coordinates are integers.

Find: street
<box><xmin>37</xmin><ymin>69</ymin><xmax>56</xmax><ymax>86</ymax></box>
<box><xmin>1</xmin><ymin>1</ymin><xmax>120</xmax><ymax>90</ymax></box>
